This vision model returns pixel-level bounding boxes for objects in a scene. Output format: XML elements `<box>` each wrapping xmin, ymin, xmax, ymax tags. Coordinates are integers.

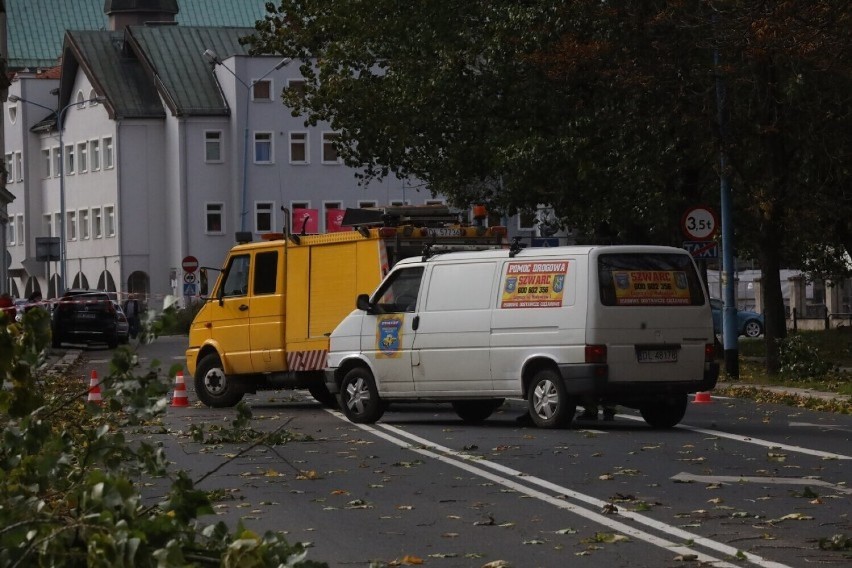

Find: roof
<box><xmin>61</xmin><ymin>25</ymin><xmax>254</xmax><ymax>119</ymax></box>
<box><xmin>5</xmin><ymin>0</ymin><xmax>270</xmax><ymax>70</ymax></box>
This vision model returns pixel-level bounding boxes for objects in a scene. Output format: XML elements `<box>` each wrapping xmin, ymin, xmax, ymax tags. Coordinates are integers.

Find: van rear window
<box><xmin>598</xmin><ymin>253</ymin><xmax>705</xmax><ymax>306</ymax></box>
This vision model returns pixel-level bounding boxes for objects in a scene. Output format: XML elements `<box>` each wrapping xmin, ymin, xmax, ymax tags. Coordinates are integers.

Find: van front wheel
<box><xmin>639</xmin><ymin>394</ymin><xmax>688</xmax><ymax>428</ymax></box>
<box><xmin>195</xmin><ymin>353</ymin><xmax>244</xmax><ymax>408</ymax></box>
<box><xmin>528</xmin><ymin>369</ymin><xmax>575</xmax><ymax>429</ymax></box>
<box><xmin>339</xmin><ymin>367</ymin><xmax>385</xmax><ymax>424</ymax></box>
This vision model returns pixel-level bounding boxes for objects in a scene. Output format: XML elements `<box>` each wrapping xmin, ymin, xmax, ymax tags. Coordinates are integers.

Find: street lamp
<box><xmin>8</xmin><ymin>94</ymin><xmax>106</xmax><ymax>293</ymax></box>
<box><xmin>203</xmin><ymin>49</ymin><xmax>291</xmax><ymax>233</ymax></box>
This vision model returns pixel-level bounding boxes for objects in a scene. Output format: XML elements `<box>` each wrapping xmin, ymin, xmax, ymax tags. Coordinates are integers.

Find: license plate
<box><xmin>637</xmin><ymin>349</ymin><xmax>678</xmax><ymax>363</ymax></box>
<box><xmin>77</xmin><ymin>312</ymin><xmax>97</xmax><ymax>319</ymax></box>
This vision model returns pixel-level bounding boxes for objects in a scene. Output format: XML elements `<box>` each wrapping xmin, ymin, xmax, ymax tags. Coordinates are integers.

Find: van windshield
<box><xmin>598</xmin><ymin>253</ymin><xmax>705</xmax><ymax>306</ymax></box>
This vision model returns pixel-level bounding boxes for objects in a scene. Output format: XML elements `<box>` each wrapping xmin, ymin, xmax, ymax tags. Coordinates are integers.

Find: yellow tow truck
<box><xmin>186</xmin><ymin>205</ymin><xmax>507</xmax><ymax>407</ymax></box>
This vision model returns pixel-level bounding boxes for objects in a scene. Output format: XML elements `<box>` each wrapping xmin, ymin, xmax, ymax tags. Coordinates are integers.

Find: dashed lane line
<box><xmin>671</xmin><ymin>472</ymin><xmax>852</xmax><ymax>494</ymax></box>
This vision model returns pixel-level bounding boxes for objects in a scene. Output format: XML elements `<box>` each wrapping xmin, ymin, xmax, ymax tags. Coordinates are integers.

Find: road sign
<box><xmin>681</xmin><ymin>207</ymin><xmax>719</xmax><ymax>240</ymax></box>
<box><xmin>182</xmin><ymin>255</ymin><xmax>199</xmax><ymax>273</ymax></box>
<box><xmin>183</xmin><ymin>282</ymin><xmax>198</xmax><ymax>296</ymax></box>
<box><xmin>183</xmin><ymin>272</ymin><xmax>196</xmax><ymax>284</ymax></box>
<box><xmin>683</xmin><ymin>240</ymin><xmax>719</xmax><ymax>259</ymax></box>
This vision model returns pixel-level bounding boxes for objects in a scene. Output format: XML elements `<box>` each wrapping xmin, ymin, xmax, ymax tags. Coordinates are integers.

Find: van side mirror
<box><xmin>356</xmin><ymin>293</ymin><xmax>372</xmax><ymax>312</ymax></box>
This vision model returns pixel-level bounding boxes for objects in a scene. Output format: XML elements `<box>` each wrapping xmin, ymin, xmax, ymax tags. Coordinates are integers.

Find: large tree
<box><xmin>248</xmin><ymin>1</ymin><xmax>851</xmax><ymax>373</ymax></box>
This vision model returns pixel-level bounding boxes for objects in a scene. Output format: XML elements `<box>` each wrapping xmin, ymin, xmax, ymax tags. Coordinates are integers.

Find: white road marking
<box><xmin>788</xmin><ymin>421</ymin><xmax>852</xmax><ymax>433</ymax></box>
<box><xmin>327</xmin><ymin>409</ymin><xmax>791</xmax><ymax>568</ymax></box>
<box><xmin>671</xmin><ymin>472</ymin><xmax>852</xmax><ymax>494</ymax></box>
<box><xmin>617</xmin><ymin>414</ymin><xmax>852</xmax><ymax>460</ymax></box>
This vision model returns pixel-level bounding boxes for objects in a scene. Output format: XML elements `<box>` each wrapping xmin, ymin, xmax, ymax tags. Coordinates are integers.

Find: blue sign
<box><xmin>531</xmin><ymin>238</ymin><xmax>560</xmax><ymax>248</ymax></box>
<box><xmin>183</xmin><ymin>282</ymin><xmax>198</xmax><ymax>296</ymax></box>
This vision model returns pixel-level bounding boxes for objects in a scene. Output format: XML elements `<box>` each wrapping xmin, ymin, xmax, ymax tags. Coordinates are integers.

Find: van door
<box><xmin>412</xmin><ymin>261</ymin><xmax>498</xmax><ymax>392</ymax></box>
<box><xmin>360</xmin><ymin>266</ymin><xmax>424</xmax><ymax>393</ymax></box>
<box><xmin>249</xmin><ymin>250</ymin><xmax>285</xmax><ymax>372</ymax></box>
<box><xmin>210</xmin><ymin>254</ymin><xmax>253</xmax><ymax>373</ymax></box>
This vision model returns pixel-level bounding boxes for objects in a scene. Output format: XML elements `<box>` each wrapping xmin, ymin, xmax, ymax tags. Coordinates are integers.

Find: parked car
<box><xmin>710</xmin><ymin>298</ymin><xmax>764</xmax><ymax>338</ymax></box>
<box><xmin>52</xmin><ymin>290</ymin><xmax>119</xmax><ymax>348</ymax></box>
<box><xmin>113</xmin><ymin>302</ymin><xmax>130</xmax><ymax>344</ymax></box>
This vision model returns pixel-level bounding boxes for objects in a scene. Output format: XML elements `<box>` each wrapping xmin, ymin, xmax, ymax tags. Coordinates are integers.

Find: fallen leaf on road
<box><xmin>769</xmin><ymin>512</ymin><xmax>814</xmax><ymax>523</ymax></box>
<box><xmin>481</xmin><ymin>561</ymin><xmax>511</xmax><ymax>568</ymax></box>
<box><xmin>674</xmin><ymin>553</ymin><xmax>699</xmax><ymax>561</ymax></box>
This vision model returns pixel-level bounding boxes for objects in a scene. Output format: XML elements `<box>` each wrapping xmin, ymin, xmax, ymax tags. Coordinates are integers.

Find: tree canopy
<box><xmin>248</xmin><ymin>0</ymin><xmax>851</xmax><ymax>370</ymax></box>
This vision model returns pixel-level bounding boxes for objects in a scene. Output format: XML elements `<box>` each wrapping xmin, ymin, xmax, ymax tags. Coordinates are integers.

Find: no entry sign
<box><xmin>182</xmin><ymin>255</ymin><xmax>199</xmax><ymax>273</ymax></box>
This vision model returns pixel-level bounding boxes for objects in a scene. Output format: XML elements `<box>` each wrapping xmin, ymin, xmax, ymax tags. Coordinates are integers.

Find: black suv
<box><xmin>51</xmin><ymin>289</ymin><xmax>119</xmax><ymax>349</ymax></box>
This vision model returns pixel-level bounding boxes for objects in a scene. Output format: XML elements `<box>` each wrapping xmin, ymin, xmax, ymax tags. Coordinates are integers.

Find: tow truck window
<box><xmin>222</xmin><ymin>255</ymin><xmax>250</xmax><ymax>297</ymax></box>
<box><xmin>253</xmin><ymin>251</ymin><xmax>278</xmax><ymax>295</ymax></box>
<box><xmin>374</xmin><ymin>267</ymin><xmax>424</xmax><ymax>313</ymax></box>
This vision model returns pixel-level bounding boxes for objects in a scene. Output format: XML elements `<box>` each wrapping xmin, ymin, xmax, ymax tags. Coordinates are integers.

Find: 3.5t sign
<box><xmin>681</xmin><ymin>206</ymin><xmax>719</xmax><ymax>240</ymax></box>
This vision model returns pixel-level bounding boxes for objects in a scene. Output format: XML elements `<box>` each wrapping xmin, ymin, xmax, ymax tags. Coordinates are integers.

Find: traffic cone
<box><xmin>87</xmin><ymin>370</ymin><xmax>103</xmax><ymax>405</ymax></box>
<box><xmin>693</xmin><ymin>391</ymin><xmax>713</xmax><ymax>404</ymax></box>
<box><xmin>171</xmin><ymin>371</ymin><xmax>189</xmax><ymax>408</ymax></box>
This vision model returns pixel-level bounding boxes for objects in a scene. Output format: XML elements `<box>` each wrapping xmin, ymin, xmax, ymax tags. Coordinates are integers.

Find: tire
<box><xmin>452</xmin><ymin>399</ymin><xmax>504</xmax><ymax>423</ymax></box>
<box><xmin>639</xmin><ymin>393</ymin><xmax>688</xmax><ymax>429</ymax></box>
<box><xmin>743</xmin><ymin>319</ymin><xmax>763</xmax><ymax>338</ymax></box>
<box><xmin>527</xmin><ymin>368</ymin><xmax>575</xmax><ymax>429</ymax></box>
<box><xmin>308</xmin><ymin>381</ymin><xmax>339</xmax><ymax>409</ymax></box>
<box><xmin>338</xmin><ymin>367</ymin><xmax>384</xmax><ymax>424</ymax></box>
<box><xmin>194</xmin><ymin>353</ymin><xmax>244</xmax><ymax>408</ymax></box>
<box><xmin>107</xmin><ymin>334</ymin><xmax>119</xmax><ymax>349</ymax></box>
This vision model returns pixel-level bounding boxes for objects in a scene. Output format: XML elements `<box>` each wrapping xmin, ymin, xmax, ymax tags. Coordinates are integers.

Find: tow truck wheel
<box><xmin>195</xmin><ymin>353</ymin><xmax>244</xmax><ymax>408</ymax></box>
<box><xmin>528</xmin><ymin>368</ymin><xmax>575</xmax><ymax>429</ymax></box>
<box><xmin>339</xmin><ymin>367</ymin><xmax>385</xmax><ymax>424</ymax></box>
<box><xmin>639</xmin><ymin>394</ymin><xmax>688</xmax><ymax>429</ymax></box>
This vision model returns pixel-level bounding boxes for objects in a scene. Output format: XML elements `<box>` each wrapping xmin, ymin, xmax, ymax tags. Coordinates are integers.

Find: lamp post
<box><xmin>203</xmin><ymin>50</ymin><xmax>291</xmax><ymax>233</ymax></box>
<box><xmin>8</xmin><ymin>94</ymin><xmax>106</xmax><ymax>293</ymax></box>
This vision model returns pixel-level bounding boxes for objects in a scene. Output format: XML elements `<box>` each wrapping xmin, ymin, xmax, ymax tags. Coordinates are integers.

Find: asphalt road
<box><xmin>78</xmin><ymin>336</ymin><xmax>851</xmax><ymax>568</ymax></box>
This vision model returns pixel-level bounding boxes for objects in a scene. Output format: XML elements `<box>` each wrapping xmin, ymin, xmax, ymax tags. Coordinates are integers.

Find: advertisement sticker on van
<box><xmin>612</xmin><ymin>270</ymin><xmax>691</xmax><ymax>305</ymax></box>
<box><xmin>376</xmin><ymin>315</ymin><xmax>404</xmax><ymax>358</ymax></box>
<box><xmin>501</xmin><ymin>261</ymin><xmax>569</xmax><ymax>309</ymax></box>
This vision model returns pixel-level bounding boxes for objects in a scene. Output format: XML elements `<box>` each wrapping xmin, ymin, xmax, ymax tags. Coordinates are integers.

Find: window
<box><xmin>251</xmin><ymin>79</ymin><xmax>272</xmax><ymax>101</ymax></box>
<box><xmin>104</xmin><ymin>205</ymin><xmax>115</xmax><ymax>237</ymax></box>
<box><xmin>89</xmin><ymin>89</ymin><xmax>98</xmax><ymax>105</ymax></box>
<box><xmin>597</xmin><ymin>253</ymin><xmax>706</xmax><ymax>307</ymax></box>
<box><xmin>287</xmin><ymin>79</ymin><xmax>307</xmax><ymax>99</ymax></box>
<box><xmin>206</xmin><ymin>203</ymin><xmax>224</xmax><ymax>234</ymax></box>
<box><xmin>16</xmin><ymin>215</ymin><xmax>24</xmax><ymax>246</ymax></box>
<box><xmin>255</xmin><ymin>202</ymin><xmax>274</xmax><ymax>233</ymax></box>
<box><xmin>43</xmin><ymin>214</ymin><xmax>53</xmax><ymax>237</ymax></box>
<box><xmin>92</xmin><ymin>207</ymin><xmax>103</xmax><ymax>238</ymax></box>
<box><xmin>323</xmin><ymin>201</ymin><xmax>343</xmax><ymax>232</ymax></box>
<box><xmin>89</xmin><ymin>139</ymin><xmax>100</xmax><ymax>171</ymax></box>
<box><xmin>322</xmin><ymin>132</ymin><xmax>341</xmax><ymax>164</ymax></box>
<box><xmin>14</xmin><ymin>152</ymin><xmax>23</xmax><ymax>181</ymax></box>
<box><xmin>518</xmin><ymin>210</ymin><xmax>536</xmax><ymax>230</ymax></box>
<box><xmin>7</xmin><ymin>103</ymin><xmax>17</xmax><ymax>124</ymax></box>
<box><xmin>77</xmin><ymin>143</ymin><xmax>87</xmax><ymax>173</ymax></box>
<box><xmin>254</xmin><ymin>132</ymin><xmax>273</xmax><ymax>163</ymax></box>
<box><xmin>79</xmin><ymin>209</ymin><xmax>90</xmax><ymax>240</ymax></box>
<box><xmin>358</xmin><ymin>201</ymin><xmax>377</xmax><ymax>208</ymax></box>
<box><xmin>64</xmin><ymin>144</ymin><xmax>75</xmax><ymax>175</ymax></box>
<box><xmin>52</xmin><ymin>148</ymin><xmax>61</xmax><ymax>177</ymax></box>
<box><xmin>42</xmin><ymin>149</ymin><xmax>51</xmax><ymax>178</ymax></box>
<box><xmin>76</xmin><ymin>91</ymin><xmax>85</xmax><ymax>109</ymax></box>
<box><xmin>67</xmin><ymin>210</ymin><xmax>77</xmax><ymax>241</ymax></box>
<box><xmin>425</xmin><ymin>263</ymin><xmax>496</xmax><ymax>311</ymax></box>
<box><xmin>289</xmin><ymin>132</ymin><xmax>307</xmax><ymax>163</ymax></box>
<box><xmin>4</xmin><ymin>154</ymin><xmax>12</xmax><ymax>182</ymax></box>
<box><xmin>390</xmin><ymin>200</ymin><xmax>410</xmax><ymax>206</ymax></box>
<box><xmin>7</xmin><ymin>217</ymin><xmax>15</xmax><ymax>245</ymax></box>
<box><xmin>204</xmin><ymin>131</ymin><xmax>222</xmax><ymax>162</ymax></box>
<box><xmin>103</xmin><ymin>137</ymin><xmax>114</xmax><ymax>169</ymax></box>
<box><xmin>374</xmin><ymin>267</ymin><xmax>425</xmax><ymax>313</ymax></box>
<box><xmin>222</xmin><ymin>255</ymin><xmax>250</xmax><ymax>297</ymax></box>
<box><xmin>253</xmin><ymin>251</ymin><xmax>278</xmax><ymax>295</ymax></box>
<box><xmin>54</xmin><ymin>213</ymin><xmax>61</xmax><ymax>238</ymax></box>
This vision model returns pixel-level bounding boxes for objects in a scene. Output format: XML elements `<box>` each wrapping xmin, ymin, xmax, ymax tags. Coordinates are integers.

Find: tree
<box><xmin>248</xmin><ymin>0</ymin><xmax>851</xmax><ymax>373</ymax></box>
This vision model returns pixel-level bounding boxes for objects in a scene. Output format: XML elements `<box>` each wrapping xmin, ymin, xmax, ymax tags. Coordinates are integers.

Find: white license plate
<box><xmin>77</xmin><ymin>312</ymin><xmax>97</xmax><ymax>319</ymax></box>
<box><xmin>637</xmin><ymin>349</ymin><xmax>678</xmax><ymax>363</ymax></box>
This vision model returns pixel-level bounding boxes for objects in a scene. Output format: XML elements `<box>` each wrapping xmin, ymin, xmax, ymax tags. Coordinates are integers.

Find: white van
<box><xmin>325</xmin><ymin>245</ymin><xmax>719</xmax><ymax>428</ymax></box>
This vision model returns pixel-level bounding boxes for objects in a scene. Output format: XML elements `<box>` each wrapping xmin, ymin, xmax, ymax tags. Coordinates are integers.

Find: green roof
<box><xmin>6</xmin><ymin>0</ymin><xmax>270</xmax><ymax>69</ymax></box>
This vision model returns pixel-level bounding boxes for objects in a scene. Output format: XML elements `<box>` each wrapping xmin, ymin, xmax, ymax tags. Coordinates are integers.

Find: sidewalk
<box><xmin>721</xmin><ymin>382</ymin><xmax>848</xmax><ymax>403</ymax></box>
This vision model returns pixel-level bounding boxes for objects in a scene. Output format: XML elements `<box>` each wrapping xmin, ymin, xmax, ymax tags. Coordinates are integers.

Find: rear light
<box><xmin>585</xmin><ymin>344</ymin><xmax>607</xmax><ymax>364</ymax></box>
<box><xmin>705</xmin><ymin>343</ymin><xmax>715</xmax><ymax>362</ymax></box>
<box><xmin>378</xmin><ymin>227</ymin><xmax>397</xmax><ymax>238</ymax></box>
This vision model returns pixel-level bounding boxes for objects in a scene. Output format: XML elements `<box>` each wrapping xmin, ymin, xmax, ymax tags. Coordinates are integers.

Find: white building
<box><xmin>3</xmin><ymin>3</ymin><xmax>433</xmax><ymax>304</ymax></box>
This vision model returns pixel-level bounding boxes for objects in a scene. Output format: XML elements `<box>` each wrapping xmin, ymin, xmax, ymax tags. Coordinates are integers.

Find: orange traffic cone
<box><xmin>693</xmin><ymin>391</ymin><xmax>713</xmax><ymax>404</ymax></box>
<box><xmin>87</xmin><ymin>370</ymin><xmax>103</xmax><ymax>405</ymax></box>
<box><xmin>171</xmin><ymin>371</ymin><xmax>189</xmax><ymax>407</ymax></box>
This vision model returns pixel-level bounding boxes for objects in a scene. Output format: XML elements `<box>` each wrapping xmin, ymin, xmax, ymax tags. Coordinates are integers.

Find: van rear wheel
<box><xmin>339</xmin><ymin>367</ymin><xmax>385</xmax><ymax>424</ymax></box>
<box><xmin>452</xmin><ymin>399</ymin><xmax>504</xmax><ymax>423</ymax></box>
<box><xmin>639</xmin><ymin>394</ymin><xmax>688</xmax><ymax>429</ymax></box>
<box><xmin>528</xmin><ymin>368</ymin><xmax>575</xmax><ymax>429</ymax></box>
<box><xmin>195</xmin><ymin>353</ymin><xmax>244</xmax><ymax>408</ymax></box>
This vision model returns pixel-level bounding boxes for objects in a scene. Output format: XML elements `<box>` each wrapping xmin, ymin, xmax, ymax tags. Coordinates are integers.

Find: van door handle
<box><xmin>239</xmin><ymin>304</ymin><xmax>249</xmax><ymax>311</ymax></box>
<box><xmin>412</xmin><ymin>315</ymin><xmax>420</xmax><ymax>330</ymax></box>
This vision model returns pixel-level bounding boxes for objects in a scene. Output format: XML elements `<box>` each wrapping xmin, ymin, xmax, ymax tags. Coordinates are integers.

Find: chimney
<box><xmin>104</xmin><ymin>0</ymin><xmax>179</xmax><ymax>31</ymax></box>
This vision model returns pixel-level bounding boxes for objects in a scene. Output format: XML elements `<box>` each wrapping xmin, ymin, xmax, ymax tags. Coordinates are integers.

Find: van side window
<box><xmin>425</xmin><ymin>263</ymin><xmax>495</xmax><ymax>311</ymax></box>
<box><xmin>253</xmin><ymin>251</ymin><xmax>278</xmax><ymax>295</ymax></box>
<box><xmin>374</xmin><ymin>267</ymin><xmax>424</xmax><ymax>313</ymax></box>
<box><xmin>222</xmin><ymin>255</ymin><xmax>250</xmax><ymax>297</ymax></box>
<box><xmin>598</xmin><ymin>253</ymin><xmax>705</xmax><ymax>306</ymax></box>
